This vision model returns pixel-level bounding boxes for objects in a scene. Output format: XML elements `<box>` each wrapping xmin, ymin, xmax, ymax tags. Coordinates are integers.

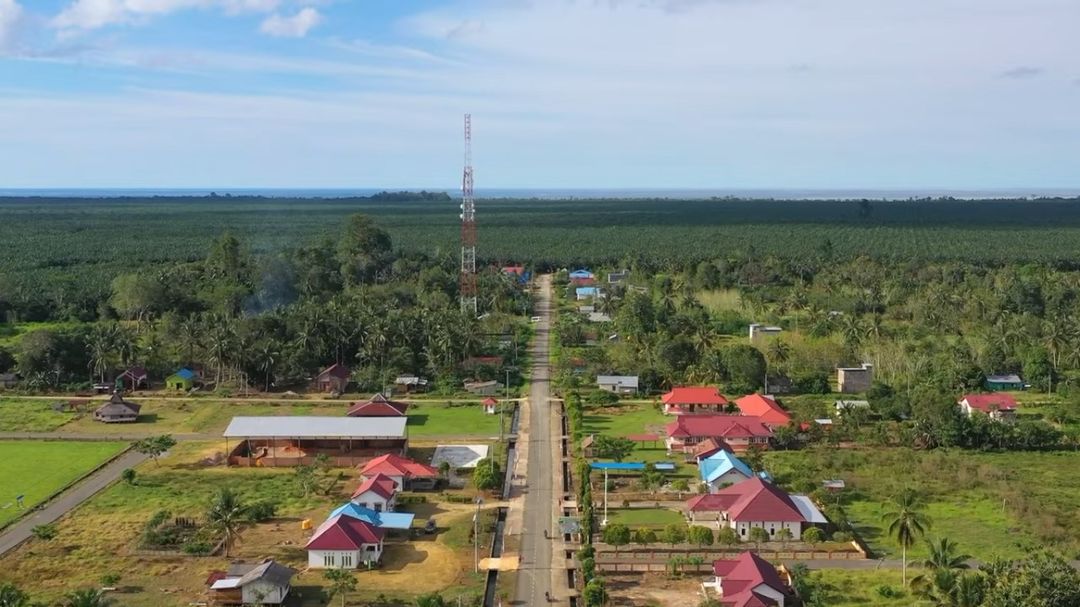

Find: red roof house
<box><xmin>306</xmin><ymin>515</ymin><xmax>385</xmax><ymax>568</ymax></box>
<box><xmin>666</xmin><ymin>415</ymin><xmax>772</xmax><ymax>453</ymax></box>
<box><xmin>686</xmin><ymin>477</ymin><xmax>822</xmax><ymax>541</ymax></box>
<box><xmin>359</xmin><ymin>453</ymin><xmax>438</xmax><ymax>490</ymax></box>
<box><xmin>351</xmin><ymin>473</ymin><xmax>399</xmax><ymax>501</ymax></box>
<box><xmin>482</xmin><ymin>397</ymin><xmax>499</xmax><ymax>414</ymax></box>
<box><xmin>959</xmin><ymin>393</ymin><xmax>1019</xmax><ymax>421</ymax></box>
<box><xmin>706</xmin><ymin>551</ymin><xmax>792</xmax><ymax>607</ymax></box>
<box><xmin>662</xmin><ymin>387</ymin><xmax>730</xmax><ymax>415</ymax></box>
<box><xmin>346</xmin><ymin>393</ymin><xmax>409</xmax><ymax>417</ymax></box>
<box><xmin>734</xmin><ymin>394</ymin><xmax>792</xmax><ymax>427</ymax></box>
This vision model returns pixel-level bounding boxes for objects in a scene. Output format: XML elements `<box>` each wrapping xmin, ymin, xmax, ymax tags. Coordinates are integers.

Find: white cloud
<box><xmin>259</xmin><ymin>7</ymin><xmax>321</xmax><ymax>37</ymax></box>
<box><xmin>0</xmin><ymin>0</ymin><xmax>24</xmax><ymax>50</ymax></box>
<box><xmin>52</xmin><ymin>0</ymin><xmax>280</xmax><ymax>32</ymax></box>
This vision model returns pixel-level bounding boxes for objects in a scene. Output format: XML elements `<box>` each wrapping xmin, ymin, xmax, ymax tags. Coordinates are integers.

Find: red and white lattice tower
<box><xmin>460</xmin><ymin>114</ymin><xmax>478</xmax><ymax>316</ymax></box>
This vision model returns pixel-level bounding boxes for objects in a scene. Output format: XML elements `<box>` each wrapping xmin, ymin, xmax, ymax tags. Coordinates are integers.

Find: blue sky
<box><xmin>0</xmin><ymin>0</ymin><xmax>1078</xmax><ymax>189</ymax></box>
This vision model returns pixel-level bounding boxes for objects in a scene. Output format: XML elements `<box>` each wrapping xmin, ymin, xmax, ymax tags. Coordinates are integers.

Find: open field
<box><xmin>765</xmin><ymin>447</ymin><xmax>1080</xmax><ymax>560</ymax></box>
<box><xmin>0</xmin><ymin>441</ymin><xmax>127</xmax><ymax>526</ymax></box>
<box><xmin>0</xmin><ymin>440</ymin><xmax>493</xmax><ymax>605</ymax></box>
<box><xmin>604</xmin><ymin>507</ymin><xmax>686</xmax><ymax>528</ymax></box>
<box><xmin>807</xmin><ymin>568</ymin><xmax>910</xmax><ymax>606</ymax></box>
<box><xmin>0</xmin><ymin>397</ymin><xmax>505</xmax><ymax>438</ymax></box>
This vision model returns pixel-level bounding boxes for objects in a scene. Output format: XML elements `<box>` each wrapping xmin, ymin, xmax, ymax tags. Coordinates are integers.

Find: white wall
<box><xmin>705</xmin><ymin>469</ymin><xmax>751</xmax><ymax>493</ymax></box>
<box><xmin>733</xmin><ymin>520</ymin><xmax>802</xmax><ymax>540</ymax></box>
<box><xmin>308</xmin><ymin>544</ymin><xmax>382</xmax><ymax>569</ymax></box>
<box><xmin>242</xmin><ymin>580</ymin><xmax>289</xmax><ymax>605</ymax></box>
<box><xmin>351</xmin><ymin>490</ymin><xmax>396</xmax><ymax>512</ymax></box>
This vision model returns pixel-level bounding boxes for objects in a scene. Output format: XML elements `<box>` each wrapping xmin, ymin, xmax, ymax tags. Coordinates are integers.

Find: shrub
<box><xmin>100</xmin><ymin>573</ymin><xmax>121</xmax><ymax>587</ymax></box>
<box><xmin>182</xmin><ymin>540</ymin><xmax>213</xmax><ymax>555</ymax></box>
<box><xmin>248</xmin><ymin>501</ymin><xmax>278</xmax><ymax>523</ymax></box>
<box><xmin>121</xmin><ymin>468</ymin><xmax>137</xmax><ymax>485</ymax></box>
<box><xmin>31</xmin><ymin>524</ymin><xmax>58</xmax><ymax>541</ymax></box>
<box><xmin>876</xmin><ymin>585</ymin><xmax>900</xmax><ymax>598</ymax></box>
<box><xmin>831</xmin><ymin>530</ymin><xmax>854</xmax><ymax>543</ymax></box>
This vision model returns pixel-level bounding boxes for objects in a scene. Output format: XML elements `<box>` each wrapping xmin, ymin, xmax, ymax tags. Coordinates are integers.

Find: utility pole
<box><xmin>501</xmin><ymin>368</ymin><xmax>510</xmax><ymax>442</ymax></box>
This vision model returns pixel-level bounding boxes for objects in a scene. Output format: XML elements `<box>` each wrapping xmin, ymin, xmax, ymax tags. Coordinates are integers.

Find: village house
<box><xmin>734</xmin><ymin>394</ymin><xmax>792</xmax><ymax>427</ymax></box>
<box><xmin>959</xmin><ymin>393</ymin><xmax>1019</xmax><ymax>421</ymax></box>
<box><xmin>836</xmin><ymin>363</ymin><xmax>874</xmax><ymax>393</ymax></box>
<box><xmin>166</xmin><ymin>368</ymin><xmax>198</xmax><ymax>391</ymax></box>
<box><xmin>685</xmin><ymin>477</ymin><xmax>826</xmax><ymax>540</ymax></box>
<box><xmin>206</xmin><ymin>560</ymin><xmax>295</xmax><ymax>606</ymax></box>
<box><xmin>305</xmin><ymin>514</ymin><xmax>384</xmax><ymax>569</ymax></box>
<box><xmin>698</xmin><ymin>449</ymin><xmax>755</xmax><ymax>492</ymax></box>
<box><xmin>662</xmin><ymin>386</ymin><xmax>730</xmax><ymax>415</ymax></box>
<box><xmin>346</xmin><ymin>394</ymin><xmax>409</xmax><ymax>417</ymax></box>
<box><xmin>393</xmin><ymin>375</ymin><xmax>429</xmax><ymax>394</ymax></box>
<box><xmin>607</xmin><ymin>270</ymin><xmax>630</xmax><ymax>284</ymax></box>
<box><xmin>748</xmin><ymin>323</ymin><xmax>783</xmax><ymax>342</ymax></box>
<box><xmin>569</xmin><ymin>269</ymin><xmax>595</xmax><ymax>286</ymax></box>
<box><xmin>766</xmin><ymin>374</ymin><xmax>794</xmax><ymax>395</ymax></box>
<box><xmin>482</xmin><ymin>397</ymin><xmax>499</xmax><ymax>415</ymax></box>
<box><xmin>692</xmin><ymin>438</ymin><xmax>731</xmax><ymax>461</ymax></box>
<box><xmin>350</xmin><ymin>473</ymin><xmax>399</xmax><ymax>512</ymax></box>
<box><xmin>328</xmin><ymin>502</ymin><xmax>415</xmax><ymax>531</ymax></box>
<box><xmin>224</xmin><ymin>417</ymin><xmax>408</xmax><ymax>467</ymax></box>
<box><xmin>665</xmin><ymin>415</ymin><xmax>773</xmax><ymax>453</ymax></box>
<box><xmin>118</xmin><ymin>366</ymin><xmax>149</xmax><ymax>390</ymax></box>
<box><xmin>464</xmin><ymin>380</ymin><xmax>499</xmax><ymax>396</ymax></box>
<box><xmin>93</xmin><ymin>392</ymin><xmax>142</xmax><ymax>423</ymax></box>
<box><xmin>596</xmin><ymin>375</ymin><xmax>639</xmax><ymax>395</ymax></box>
<box><xmin>358</xmin><ymin>453</ymin><xmax>439</xmax><ymax>490</ymax></box>
<box><xmin>314</xmin><ymin>363</ymin><xmax>351</xmax><ymax>394</ymax></box>
<box><xmin>576</xmin><ymin>286</ymin><xmax>602</xmax><ymax>300</ymax></box>
<box><xmin>984</xmin><ymin>374</ymin><xmax>1025</xmax><ymax>391</ymax></box>
<box><xmin>703</xmin><ymin>551</ymin><xmax>794</xmax><ymax>607</ymax></box>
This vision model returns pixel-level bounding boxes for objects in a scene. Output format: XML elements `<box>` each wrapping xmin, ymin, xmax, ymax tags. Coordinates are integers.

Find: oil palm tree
<box><xmin>911</xmin><ymin>537</ymin><xmax>971</xmax><ymax>593</ymax></box>
<box><xmin>58</xmin><ymin>589</ymin><xmax>113</xmax><ymax>607</ymax></box>
<box><xmin>0</xmin><ymin>582</ymin><xmax>29</xmax><ymax>607</ymax></box>
<box><xmin>881</xmin><ymin>489</ymin><xmax>931</xmax><ymax>586</ymax></box>
<box><xmin>206</xmin><ymin>488</ymin><xmax>249</xmax><ymax>558</ymax></box>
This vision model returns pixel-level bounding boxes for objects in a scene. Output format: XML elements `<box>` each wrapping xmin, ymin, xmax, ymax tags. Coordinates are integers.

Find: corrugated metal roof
<box><xmin>790</xmin><ymin>495</ymin><xmax>828</xmax><ymax>524</ymax></box>
<box><xmin>223</xmin><ymin>416</ymin><xmax>407</xmax><ymax>439</ymax></box>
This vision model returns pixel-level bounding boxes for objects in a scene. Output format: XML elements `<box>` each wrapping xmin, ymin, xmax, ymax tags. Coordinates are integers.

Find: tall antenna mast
<box><xmin>460</xmin><ymin>114</ymin><xmax>478</xmax><ymax>316</ymax></box>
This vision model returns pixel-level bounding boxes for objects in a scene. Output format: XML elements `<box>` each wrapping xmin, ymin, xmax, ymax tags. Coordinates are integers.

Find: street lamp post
<box><xmin>473</xmin><ymin>496</ymin><xmax>484</xmax><ymax>573</ymax></box>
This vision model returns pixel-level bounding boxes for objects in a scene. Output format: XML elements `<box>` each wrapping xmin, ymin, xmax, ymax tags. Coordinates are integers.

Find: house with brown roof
<box><xmin>314</xmin><ymin>364</ymin><xmax>351</xmax><ymax>394</ymax></box>
<box><xmin>346</xmin><ymin>394</ymin><xmax>409</xmax><ymax>417</ymax></box>
<box><xmin>703</xmin><ymin>551</ymin><xmax>793</xmax><ymax>607</ymax></box>
<box><xmin>358</xmin><ymin>453</ymin><xmax>439</xmax><ymax>490</ymax></box>
<box><xmin>662</xmin><ymin>387</ymin><xmax>730</xmax><ymax>415</ymax></box>
<box><xmin>686</xmin><ymin>477</ymin><xmax>826</xmax><ymax>541</ymax></box>
<box><xmin>666</xmin><ymin>415</ymin><xmax>773</xmax><ymax>454</ymax></box>
<box><xmin>305</xmin><ymin>514</ymin><xmax>384</xmax><ymax>569</ymax></box>
<box><xmin>206</xmin><ymin>559</ymin><xmax>295</xmax><ymax>605</ymax></box>
<box><xmin>93</xmin><ymin>392</ymin><xmax>142</xmax><ymax>423</ymax></box>
<box><xmin>959</xmin><ymin>393</ymin><xmax>1019</xmax><ymax>421</ymax></box>
<box><xmin>118</xmin><ymin>366</ymin><xmax>149</xmax><ymax>390</ymax></box>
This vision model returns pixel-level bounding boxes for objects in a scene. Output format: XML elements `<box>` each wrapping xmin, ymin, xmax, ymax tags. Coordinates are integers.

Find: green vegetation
<box><xmin>0</xmin><ymin>399</ymin><xmax>74</xmax><ymax>432</ymax></box>
<box><xmin>604</xmin><ymin>508</ymin><xmax>685</xmax><ymax>528</ymax></box>
<box><xmin>0</xmin><ymin>441</ymin><xmax>126</xmax><ymax>526</ymax></box>
<box><xmin>406</xmin><ymin>402</ymin><xmax>502</xmax><ymax>437</ymax></box>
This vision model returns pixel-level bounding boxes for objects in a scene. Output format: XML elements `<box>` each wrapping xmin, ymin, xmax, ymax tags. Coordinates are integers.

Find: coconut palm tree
<box><xmin>206</xmin><ymin>488</ymin><xmax>249</xmax><ymax>558</ymax></box>
<box><xmin>881</xmin><ymin>489</ymin><xmax>931</xmax><ymax>586</ymax></box>
<box><xmin>255</xmin><ymin>340</ymin><xmax>278</xmax><ymax>393</ymax></box>
<box><xmin>58</xmin><ymin>589</ymin><xmax>113</xmax><ymax>607</ymax></box>
<box><xmin>0</xmin><ymin>582</ymin><xmax>29</xmax><ymax>607</ymax></box>
<box><xmin>911</xmin><ymin>537</ymin><xmax>971</xmax><ymax>593</ymax></box>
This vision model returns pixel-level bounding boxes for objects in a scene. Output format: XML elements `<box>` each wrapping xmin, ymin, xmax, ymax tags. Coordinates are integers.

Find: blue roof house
<box><xmin>329</xmin><ymin>502</ymin><xmax>415</xmax><ymax>530</ymax></box>
<box><xmin>576</xmin><ymin>287</ymin><xmax>601</xmax><ymax>300</ymax></box>
<box><xmin>569</xmin><ymin>269</ymin><xmax>594</xmax><ymax>279</ymax></box>
<box><xmin>699</xmin><ymin>450</ymin><xmax>755</xmax><ymax>493</ymax></box>
<box><xmin>166</xmin><ymin>368</ymin><xmax>197</xmax><ymax>391</ymax></box>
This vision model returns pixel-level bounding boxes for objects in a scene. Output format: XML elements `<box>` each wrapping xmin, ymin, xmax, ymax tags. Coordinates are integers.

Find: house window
<box><xmin>374</xmin><ymin>503</ymin><xmax>383</xmax><ymax>512</ymax></box>
<box><xmin>342</xmin><ymin>554</ymin><xmax>354</xmax><ymax>568</ymax></box>
<box><xmin>740</xmin><ymin>527</ymin><xmax>746</xmax><ymax>537</ymax></box>
<box><xmin>365</xmin><ymin>545</ymin><xmax>377</xmax><ymax>552</ymax></box>
<box><xmin>323</xmin><ymin>554</ymin><xmax>336</xmax><ymax>567</ymax></box>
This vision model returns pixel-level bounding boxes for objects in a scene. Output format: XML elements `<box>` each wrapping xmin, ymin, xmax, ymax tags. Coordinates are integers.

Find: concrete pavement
<box><xmin>0</xmin><ymin>449</ymin><xmax>149</xmax><ymax>557</ymax></box>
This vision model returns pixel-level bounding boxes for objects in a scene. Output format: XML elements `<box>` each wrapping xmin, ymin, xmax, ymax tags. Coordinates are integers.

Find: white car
<box><xmin>530</xmin><ymin>316</ymin><xmax>542</xmax><ymax>323</ymax></box>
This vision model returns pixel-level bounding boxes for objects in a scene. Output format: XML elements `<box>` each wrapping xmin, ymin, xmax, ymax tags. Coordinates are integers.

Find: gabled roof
<box><xmin>351</xmin><ymin>473</ymin><xmax>398</xmax><ymax>500</ymax></box>
<box><xmin>306</xmin><ymin>514</ymin><xmax>384</xmax><ymax>550</ymax></box>
<box><xmin>346</xmin><ymin>394</ymin><xmax>409</xmax><ymax>417</ymax></box>
<box><xmin>986</xmin><ymin>374</ymin><xmax>1023</xmax><ymax>383</ymax></box>
<box><xmin>224</xmin><ymin>417</ymin><xmax>407</xmax><ymax>439</ymax></box>
<box><xmin>569</xmin><ymin>269</ymin><xmax>594</xmax><ymax>278</ymax></box>
<box><xmin>713</xmin><ymin>552</ymin><xmax>789</xmax><ymax>607</ymax></box>
<box><xmin>699</xmin><ymin>450</ymin><xmax>754</xmax><ymax>484</ymax></box>
<box><xmin>693</xmin><ymin>438</ymin><xmax>732</xmax><ymax>459</ymax></box>
<box><xmin>961</xmin><ymin>393</ymin><xmax>1019</xmax><ymax>412</ymax></box>
<box><xmin>330</xmin><ymin>503</ymin><xmax>415</xmax><ymax>530</ymax></box>
<box><xmin>226</xmin><ymin>560</ymin><xmax>295</xmax><ymax>588</ymax></box>
<box><xmin>482</xmin><ymin>397</ymin><xmax>499</xmax><ymax>406</ymax></box>
<box><xmin>666</xmin><ymin>416</ymin><xmax>773</xmax><ymax>440</ymax></box>
<box><xmin>317</xmin><ymin>363</ymin><xmax>351</xmax><ymax>380</ymax></box>
<box><xmin>734</xmin><ymin>394</ymin><xmax>791</xmax><ymax>426</ymax></box>
<box><xmin>95</xmin><ymin>392</ymin><xmax>141</xmax><ymax>417</ymax></box>
<box><xmin>359</xmin><ymin>453</ymin><xmax>438</xmax><ymax>479</ymax></box>
<box><xmin>694</xmin><ymin>477</ymin><xmax>804</xmax><ymax>522</ymax></box>
<box><xmin>172</xmin><ymin>368</ymin><xmax>196</xmax><ymax>380</ymax></box>
<box><xmin>662</xmin><ymin>387</ymin><xmax>729</xmax><ymax>406</ymax></box>
<box><xmin>120</xmin><ymin>366</ymin><xmax>148</xmax><ymax>380</ymax></box>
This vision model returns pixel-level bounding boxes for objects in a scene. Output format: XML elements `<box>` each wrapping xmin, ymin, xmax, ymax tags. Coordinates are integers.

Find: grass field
<box><xmin>0</xmin><ymin>440</ymin><xmax>490</xmax><ymax>605</ymax></box>
<box><xmin>604</xmin><ymin>507</ymin><xmax>686</xmax><ymax>528</ymax></box>
<box><xmin>405</xmin><ymin>402</ymin><xmax>503</xmax><ymax>437</ymax></box>
<box><xmin>808</xmin><ymin>569</ymin><xmax>910</xmax><ymax>606</ymax></box>
<box><xmin>0</xmin><ymin>441</ymin><xmax>127</xmax><ymax>526</ymax></box>
<box><xmin>765</xmin><ymin>447</ymin><xmax>1080</xmax><ymax>560</ymax></box>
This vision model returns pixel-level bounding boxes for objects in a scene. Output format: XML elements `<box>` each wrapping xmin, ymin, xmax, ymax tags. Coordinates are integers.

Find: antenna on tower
<box><xmin>460</xmin><ymin>114</ymin><xmax>478</xmax><ymax>316</ymax></box>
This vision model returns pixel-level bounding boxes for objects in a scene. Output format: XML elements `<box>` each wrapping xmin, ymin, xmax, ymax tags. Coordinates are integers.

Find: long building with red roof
<box><xmin>346</xmin><ymin>393</ymin><xmax>409</xmax><ymax>417</ymax></box>
<box><xmin>662</xmin><ymin>386</ymin><xmax>730</xmax><ymax>415</ymax></box>
<box><xmin>358</xmin><ymin>453</ymin><xmax>439</xmax><ymax>490</ymax></box>
<box><xmin>686</xmin><ymin>477</ymin><xmax>825</xmax><ymax>541</ymax></box>
<box><xmin>704</xmin><ymin>551</ymin><xmax>793</xmax><ymax>607</ymax></box>
<box><xmin>959</xmin><ymin>393</ymin><xmax>1019</xmax><ymax>421</ymax></box>
<box><xmin>665</xmin><ymin>415</ymin><xmax>773</xmax><ymax>453</ymax></box>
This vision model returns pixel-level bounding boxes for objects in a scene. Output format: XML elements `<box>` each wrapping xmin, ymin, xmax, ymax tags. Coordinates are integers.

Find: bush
<box><xmin>831</xmin><ymin>531</ymin><xmax>854</xmax><ymax>543</ymax></box>
<box><xmin>876</xmin><ymin>585</ymin><xmax>900</xmax><ymax>598</ymax></box>
<box><xmin>248</xmin><ymin>501</ymin><xmax>277</xmax><ymax>523</ymax></box>
<box><xmin>182</xmin><ymin>540</ymin><xmax>213</xmax><ymax>555</ymax></box>
<box><xmin>121</xmin><ymin>468</ymin><xmax>137</xmax><ymax>485</ymax></box>
<box><xmin>100</xmin><ymin>573</ymin><xmax>121</xmax><ymax>587</ymax></box>
<box><xmin>31</xmin><ymin>524</ymin><xmax>58</xmax><ymax>541</ymax></box>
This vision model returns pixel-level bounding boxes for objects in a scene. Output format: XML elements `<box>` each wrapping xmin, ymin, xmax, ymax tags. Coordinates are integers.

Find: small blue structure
<box><xmin>329</xmin><ymin>503</ymin><xmax>415</xmax><ymax>530</ymax></box>
<box><xmin>589</xmin><ymin>462</ymin><xmax>676</xmax><ymax>472</ymax></box>
<box><xmin>576</xmin><ymin>287</ymin><xmax>599</xmax><ymax>300</ymax></box>
<box><xmin>698</xmin><ymin>450</ymin><xmax>754</xmax><ymax>486</ymax></box>
<box><xmin>569</xmin><ymin>269</ymin><xmax>594</xmax><ymax>279</ymax></box>
<box><xmin>984</xmin><ymin>374</ymin><xmax>1024</xmax><ymax>391</ymax></box>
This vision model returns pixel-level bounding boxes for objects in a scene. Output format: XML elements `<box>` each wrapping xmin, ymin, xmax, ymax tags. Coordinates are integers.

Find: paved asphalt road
<box><xmin>514</xmin><ymin>275</ymin><xmax>556</xmax><ymax>606</ymax></box>
<box><xmin>0</xmin><ymin>449</ymin><xmax>149</xmax><ymax>557</ymax></box>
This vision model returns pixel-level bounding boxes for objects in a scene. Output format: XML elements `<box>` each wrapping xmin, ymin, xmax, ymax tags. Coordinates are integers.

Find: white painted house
<box><xmin>208</xmin><ymin>560</ymin><xmax>295</xmax><ymax>606</ymax></box>
<box><xmin>306</xmin><ymin>514</ymin><xmax>385</xmax><ymax>569</ymax></box>
<box><xmin>349</xmin><ymin>473</ymin><xmax>398</xmax><ymax>512</ymax></box>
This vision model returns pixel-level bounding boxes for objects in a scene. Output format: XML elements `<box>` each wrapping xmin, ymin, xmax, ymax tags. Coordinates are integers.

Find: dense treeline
<box><xmin>6</xmin><ymin>195</ymin><xmax>1080</xmax><ymax>322</ymax></box>
<box><xmin>0</xmin><ymin>213</ymin><xmax>530</xmax><ymax>392</ymax></box>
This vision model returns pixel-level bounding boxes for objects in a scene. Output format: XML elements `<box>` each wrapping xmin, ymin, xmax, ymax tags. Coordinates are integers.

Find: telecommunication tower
<box><xmin>460</xmin><ymin>114</ymin><xmax>478</xmax><ymax>316</ymax></box>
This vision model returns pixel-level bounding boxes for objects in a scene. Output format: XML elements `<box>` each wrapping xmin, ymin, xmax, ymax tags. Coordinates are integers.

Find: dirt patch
<box><xmin>606</xmin><ymin>573</ymin><xmax>705</xmax><ymax>607</ymax></box>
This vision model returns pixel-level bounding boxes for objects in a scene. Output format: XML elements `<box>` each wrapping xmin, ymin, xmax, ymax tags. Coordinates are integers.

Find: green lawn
<box><xmin>765</xmin><ymin>447</ymin><xmax>1080</xmax><ymax>560</ymax></box>
<box><xmin>0</xmin><ymin>399</ymin><xmax>75</xmax><ymax>432</ymax></box>
<box><xmin>808</xmin><ymin>569</ymin><xmax>910</xmax><ymax>606</ymax></box>
<box><xmin>0</xmin><ymin>440</ymin><xmax>127</xmax><ymax>526</ymax></box>
<box><xmin>406</xmin><ymin>402</ymin><xmax>503</xmax><ymax>437</ymax></box>
<box><xmin>604</xmin><ymin>507</ymin><xmax>685</xmax><ymax>528</ymax></box>
<box><xmin>582</xmin><ymin>402</ymin><xmax>668</xmax><ymax>437</ymax></box>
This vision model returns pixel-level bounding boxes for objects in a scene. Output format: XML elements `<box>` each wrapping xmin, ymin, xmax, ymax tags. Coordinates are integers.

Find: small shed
<box><xmin>208</xmin><ymin>559</ymin><xmax>295</xmax><ymax>605</ymax></box>
<box><xmin>166</xmin><ymin>368</ymin><xmax>197</xmax><ymax>391</ymax></box>
<box><xmin>985</xmin><ymin>374</ymin><xmax>1024</xmax><ymax>391</ymax></box>
<box><xmin>482</xmin><ymin>397</ymin><xmax>499</xmax><ymax>415</ymax></box>
<box><xmin>597</xmin><ymin>375</ymin><xmax>639</xmax><ymax>395</ymax></box>
<box><xmin>0</xmin><ymin>372</ymin><xmax>18</xmax><ymax>389</ymax></box>
<box><xmin>464</xmin><ymin>380</ymin><xmax>499</xmax><ymax>396</ymax></box>
<box><xmin>394</xmin><ymin>375</ymin><xmax>429</xmax><ymax>394</ymax></box>
<box><xmin>314</xmin><ymin>364</ymin><xmax>351</xmax><ymax>394</ymax></box>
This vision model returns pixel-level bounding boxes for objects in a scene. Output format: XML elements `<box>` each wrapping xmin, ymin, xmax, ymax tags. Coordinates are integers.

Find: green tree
<box><xmin>323</xmin><ymin>569</ymin><xmax>358</xmax><ymax>607</ymax></box>
<box><xmin>633</xmin><ymin>528</ymin><xmax>657</xmax><ymax>547</ymax></box>
<box><xmin>592</xmin><ymin>435</ymin><xmax>635</xmax><ymax>462</ymax></box>
<box><xmin>882</xmin><ymin>489</ymin><xmax>931</xmax><ymax>586</ymax></box>
<box><xmin>206</xmin><ymin>488</ymin><xmax>249</xmax><ymax>558</ymax></box>
<box><xmin>583</xmin><ymin>578</ymin><xmax>607</xmax><ymax>607</ymax></box>
<box><xmin>338</xmin><ymin>214</ymin><xmax>393</xmax><ymax>285</ymax></box>
<box><xmin>720</xmin><ymin>344</ymin><xmax>767</xmax><ymax>393</ymax></box>
<box><xmin>662</xmin><ymin>524</ymin><xmax>686</xmax><ymax>547</ymax></box>
<box><xmin>121</xmin><ymin>468</ymin><xmax>137</xmax><ymax>485</ymax></box>
<box><xmin>602</xmin><ymin>523</ymin><xmax>631</xmax><ymax>555</ymax></box>
<box><xmin>473</xmin><ymin>457</ymin><xmax>501</xmax><ymax>491</ymax></box>
<box><xmin>294</xmin><ymin>463</ymin><xmax>318</xmax><ymax>497</ymax></box>
<box><xmin>58</xmin><ymin>589</ymin><xmax>113</xmax><ymax>607</ymax></box>
<box><xmin>688</xmin><ymin>526</ymin><xmax>714</xmax><ymax>547</ymax></box>
<box><xmin>132</xmin><ymin>435</ymin><xmax>176</xmax><ymax>466</ymax></box>
<box><xmin>802</xmin><ymin>526</ymin><xmax>824</xmax><ymax>547</ymax></box>
<box><xmin>776</xmin><ymin>527</ymin><xmax>794</xmax><ymax>547</ymax></box>
<box><xmin>31</xmin><ymin>524</ymin><xmax>57</xmax><ymax>541</ymax></box>
<box><xmin>984</xmin><ymin>551</ymin><xmax>1080</xmax><ymax>607</ymax></box>
<box><xmin>716</xmin><ymin>527</ymin><xmax>740</xmax><ymax>548</ymax></box>
<box><xmin>0</xmin><ymin>582</ymin><xmax>29</xmax><ymax>607</ymax></box>
<box><xmin>748</xmin><ymin>526</ymin><xmax>770</xmax><ymax>548</ymax></box>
